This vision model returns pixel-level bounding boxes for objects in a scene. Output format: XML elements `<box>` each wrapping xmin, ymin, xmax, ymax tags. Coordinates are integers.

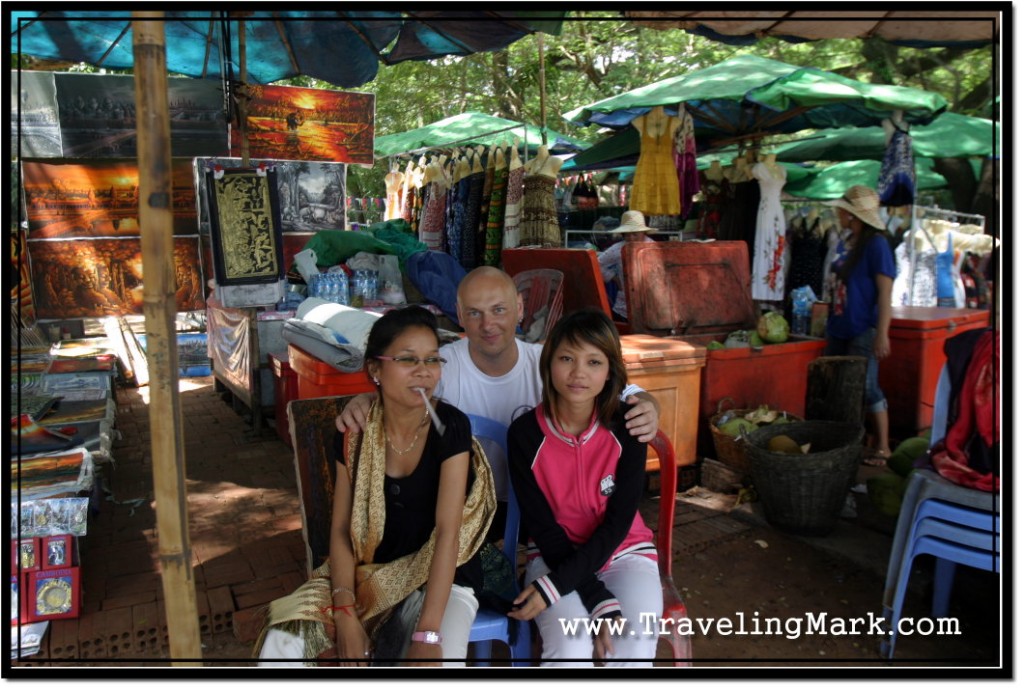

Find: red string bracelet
<box><xmin>322</xmin><ymin>604</ymin><xmax>355</xmax><ymax>616</ymax></box>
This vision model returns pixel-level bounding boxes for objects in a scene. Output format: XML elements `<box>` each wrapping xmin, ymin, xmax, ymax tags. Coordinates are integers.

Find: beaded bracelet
<box><xmin>331</xmin><ymin>585</ymin><xmax>356</xmax><ymax>600</ymax></box>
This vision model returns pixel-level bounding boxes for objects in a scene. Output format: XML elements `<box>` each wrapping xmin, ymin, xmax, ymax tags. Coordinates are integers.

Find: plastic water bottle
<box><xmin>329</xmin><ymin>274</ymin><xmax>341</xmax><ymax>304</ymax></box>
<box><xmin>309</xmin><ymin>273</ymin><xmax>321</xmax><ymax>299</ymax></box>
<box><xmin>336</xmin><ymin>271</ymin><xmax>349</xmax><ymax>306</ymax></box>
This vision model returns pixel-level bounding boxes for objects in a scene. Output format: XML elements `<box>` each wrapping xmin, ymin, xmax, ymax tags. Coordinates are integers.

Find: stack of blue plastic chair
<box><xmin>879</xmin><ymin>366</ymin><xmax>1000</xmax><ymax>658</ymax></box>
<box><xmin>465</xmin><ymin>414</ymin><xmax>533</xmax><ymax>666</ymax></box>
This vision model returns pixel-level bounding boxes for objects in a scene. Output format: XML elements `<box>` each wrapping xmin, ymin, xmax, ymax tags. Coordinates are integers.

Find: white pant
<box><xmin>526</xmin><ymin>553</ymin><xmax>662</xmax><ymax>667</ymax></box>
<box><xmin>258</xmin><ymin>583</ymin><xmax>479</xmax><ymax>667</ymax></box>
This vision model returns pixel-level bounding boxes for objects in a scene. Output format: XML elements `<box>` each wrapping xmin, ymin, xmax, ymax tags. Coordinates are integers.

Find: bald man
<box><xmin>337</xmin><ymin>266</ymin><xmax>660</xmax><ymax>440</ymax></box>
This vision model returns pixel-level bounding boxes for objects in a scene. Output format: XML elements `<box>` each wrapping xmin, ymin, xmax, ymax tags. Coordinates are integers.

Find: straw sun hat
<box><xmin>608</xmin><ymin>210</ymin><xmax>656</xmax><ymax>234</ymax></box>
<box><xmin>826</xmin><ymin>185</ymin><xmax>886</xmax><ymax>230</ymax></box>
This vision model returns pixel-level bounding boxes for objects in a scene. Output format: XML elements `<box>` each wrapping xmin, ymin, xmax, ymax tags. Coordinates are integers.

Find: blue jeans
<box><xmin>825</xmin><ymin>328</ymin><xmax>888</xmax><ymax>414</ymax></box>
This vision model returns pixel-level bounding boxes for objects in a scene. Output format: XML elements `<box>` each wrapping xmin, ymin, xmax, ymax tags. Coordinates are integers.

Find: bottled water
<box><xmin>309</xmin><ymin>273</ymin><xmax>321</xmax><ymax>299</ymax></box>
<box><xmin>335</xmin><ymin>271</ymin><xmax>349</xmax><ymax>306</ymax></box>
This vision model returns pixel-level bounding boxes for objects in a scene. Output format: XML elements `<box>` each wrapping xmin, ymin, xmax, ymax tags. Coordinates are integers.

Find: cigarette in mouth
<box><xmin>416</xmin><ymin>387</ymin><xmax>446</xmax><ymax>435</ymax></box>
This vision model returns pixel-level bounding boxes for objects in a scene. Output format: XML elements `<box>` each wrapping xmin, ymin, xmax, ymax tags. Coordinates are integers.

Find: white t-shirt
<box><xmin>436</xmin><ymin>337</ymin><xmax>641</xmax><ymax>500</ymax></box>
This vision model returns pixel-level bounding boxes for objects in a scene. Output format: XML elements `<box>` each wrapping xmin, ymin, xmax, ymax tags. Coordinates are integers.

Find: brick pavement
<box><xmin>19</xmin><ymin>376</ymin><xmax>307</xmax><ymax>665</ymax></box>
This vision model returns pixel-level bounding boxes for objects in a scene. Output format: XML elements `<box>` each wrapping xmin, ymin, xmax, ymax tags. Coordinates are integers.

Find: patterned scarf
<box><xmin>256</xmin><ymin>400</ymin><xmax>495</xmax><ymax>661</ymax></box>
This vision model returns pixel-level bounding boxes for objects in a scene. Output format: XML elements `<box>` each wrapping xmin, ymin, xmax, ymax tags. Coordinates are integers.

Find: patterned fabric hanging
<box><xmin>878</xmin><ymin>123</ymin><xmax>916</xmax><ymax>207</ymax></box>
<box><xmin>476</xmin><ymin>152</ymin><xmax>496</xmax><ymax>266</ymax></box>
<box><xmin>484</xmin><ymin>156</ymin><xmax>509</xmax><ymax>266</ymax></box>
<box><xmin>503</xmin><ymin>162</ymin><xmax>525</xmax><ymax>250</ymax></box>
<box><xmin>672</xmin><ymin>110</ymin><xmax>701</xmax><ymax>219</ymax></box>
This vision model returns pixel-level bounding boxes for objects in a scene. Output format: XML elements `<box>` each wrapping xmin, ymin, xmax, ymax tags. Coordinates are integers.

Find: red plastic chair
<box><xmin>649</xmin><ymin>430</ymin><xmax>693</xmax><ymax>666</ymax></box>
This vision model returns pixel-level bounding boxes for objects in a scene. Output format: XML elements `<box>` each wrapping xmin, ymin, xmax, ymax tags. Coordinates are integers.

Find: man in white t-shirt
<box><xmin>336</xmin><ymin>266</ymin><xmax>662</xmax><ymax>498</ymax></box>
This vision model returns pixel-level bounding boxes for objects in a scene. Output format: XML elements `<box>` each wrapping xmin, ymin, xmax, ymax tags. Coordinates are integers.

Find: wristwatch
<box><xmin>411</xmin><ymin>630</ymin><xmax>443</xmax><ymax>645</ymax></box>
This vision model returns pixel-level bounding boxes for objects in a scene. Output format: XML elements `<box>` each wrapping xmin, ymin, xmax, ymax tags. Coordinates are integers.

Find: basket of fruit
<box><xmin>709</xmin><ymin>399</ymin><xmax>802</xmax><ymax>475</ymax></box>
<box><xmin>744</xmin><ymin>421</ymin><xmax>865</xmax><ymax>536</ymax></box>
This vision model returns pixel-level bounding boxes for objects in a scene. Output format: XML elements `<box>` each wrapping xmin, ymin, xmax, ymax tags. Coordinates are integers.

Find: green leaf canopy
<box><xmin>374</xmin><ymin>112</ymin><xmax>590</xmax><ymax>158</ymax></box>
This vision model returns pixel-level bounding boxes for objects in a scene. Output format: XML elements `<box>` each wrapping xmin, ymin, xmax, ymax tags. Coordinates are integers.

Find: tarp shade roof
<box><xmin>774</xmin><ymin>112</ymin><xmax>999</xmax><ymax>162</ymax></box>
<box><xmin>374</xmin><ymin>112</ymin><xmax>589</xmax><ymax>158</ymax></box>
<box><xmin>563</xmin><ymin>55</ymin><xmax>947</xmax><ymax>144</ymax></box>
<box><xmin>785</xmin><ymin>158</ymin><xmax>948</xmax><ymax>201</ymax></box>
<box><xmin>10</xmin><ymin>11</ymin><xmax>565</xmax><ymax>88</ymax></box>
<box><xmin>622</xmin><ymin>11</ymin><xmax>999</xmax><ymax>49</ymax></box>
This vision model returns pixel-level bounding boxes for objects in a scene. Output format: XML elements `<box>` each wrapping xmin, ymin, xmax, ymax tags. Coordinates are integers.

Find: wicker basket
<box><xmin>709</xmin><ymin>399</ymin><xmax>802</xmax><ymax>476</ymax></box>
<box><xmin>744</xmin><ymin>421</ymin><xmax>864</xmax><ymax>536</ymax></box>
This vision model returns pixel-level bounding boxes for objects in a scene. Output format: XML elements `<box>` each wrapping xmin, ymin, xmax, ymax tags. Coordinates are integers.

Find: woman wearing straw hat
<box><xmin>823</xmin><ymin>186</ymin><xmax>897</xmax><ymax>466</ymax></box>
<box><xmin>597</xmin><ymin>210</ymin><xmax>657</xmax><ymax>321</ymax></box>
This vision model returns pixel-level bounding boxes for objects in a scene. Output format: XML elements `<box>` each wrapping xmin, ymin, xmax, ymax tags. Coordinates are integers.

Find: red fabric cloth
<box><xmin>930</xmin><ymin>330</ymin><xmax>999</xmax><ymax>491</ymax></box>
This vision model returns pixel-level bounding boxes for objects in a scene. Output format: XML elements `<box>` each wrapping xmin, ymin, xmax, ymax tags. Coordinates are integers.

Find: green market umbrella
<box><xmin>784</xmin><ymin>158</ymin><xmax>948</xmax><ymax>201</ymax></box>
<box><xmin>374</xmin><ymin>111</ymin><xmax>590</xmax><ymax>158</ymax></box>
<box><xmin>773</xmin><ymin>112</ymin><xmax>999</xmax><ymax>162</ymax></box>
<box><xmin>563</xmin><ymin>55</ymin><xmax>947</xmax><ymax>146</ymax></box>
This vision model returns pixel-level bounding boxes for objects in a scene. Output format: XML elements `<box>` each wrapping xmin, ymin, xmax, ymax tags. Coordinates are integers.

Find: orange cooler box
<box><xmin>878</xmin><ymin>306</ymin><xmax>990</xmax><ymax>435</ymax></box>
<box><xmin>621</xmin><ymin>241</ymin><xmax>827</xmax><ymax>460</ymax></box>
<box><xmin>620</xmin><ymin>334</ymin><xmax>706</xmax><ymax>468</ymax></box>
<box><xmin>288</xmin><ymin>344</ymin><xmax>375</xmax><ymax>400</ymax></box>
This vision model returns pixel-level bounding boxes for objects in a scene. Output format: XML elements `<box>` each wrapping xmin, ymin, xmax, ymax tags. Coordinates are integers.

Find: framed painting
<box><xmin>26</xmin><ymin>236</ymin><xmax>204</xmax><ymax>319</ymax></box>
<box><xmin>229</xmin><ymin>84</ymin><xmax>375</xmax><ymax>164</ymax></box>
<box><xmin>195</xmin><ymin>157</ymin><xmax>347</xmax><ymax>234</ymax></box>
<box><xmin>11</xmin><ymin>70</ymin><xmax>62</xmax><ymax>158</ymax></box>
<box><xmin>54</xmin><ymin>73</ymin><xmax>227</xmax><ymax>158</ymax></box>
<box><xmin>21</xmin><ymin>158</ymin><xmax>198</xmax><ymax>238</ymax></box>
<box><xmin>206</xmin><ymin>168</ymin><xmax>284</xmax><ymax>285</ymax></box>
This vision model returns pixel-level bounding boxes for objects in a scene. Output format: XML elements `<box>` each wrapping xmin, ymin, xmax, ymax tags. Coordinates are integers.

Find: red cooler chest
<box><xmin>878</xmin><ymin>306</ymin><xmax>990</xmax><ymax>436</ymax></box>
<box><xmin>621</xmin><ymin>241</ymin><xmax>827</xmax><ymax>460</ymax></box>
<box><xmin>288</xmin><ymin>344</ymin><xmax>375</xmax><ymax>400</ymax></box>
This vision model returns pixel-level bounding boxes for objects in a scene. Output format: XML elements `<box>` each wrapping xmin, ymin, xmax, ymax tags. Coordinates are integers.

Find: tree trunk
<box><xmin>805</xmin><ymin>356</ymin><xmax>867</xmax><ymax>425</ymax></box>
<box><xmin>931</xmin><ymin>158</ymin><xmax>978</xmax><ymax>212</ymax></box>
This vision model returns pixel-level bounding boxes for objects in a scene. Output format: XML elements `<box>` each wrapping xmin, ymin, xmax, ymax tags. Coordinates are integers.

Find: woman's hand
<box><xmin>402</xmin><ymin>641</ymin><xmax>443</xmax><ymax>667</ymax></box>
<box><xmin>334</xmin><ymin>614</ymin><xmax>371</xmax><ymax>667</ymax></box>
<box><xmin>508</xmin><ymin>584</ymin><xmax>547</xmax><ymax>621</ymax></box>
<box><xmin>623</xmin><ymin>394</ymin><xmax>660</xmax><ymax>443</ymax></box>
<box><xmin>335</xmin><ymin>393</ymin><xmax>376</xmax><ymax>434</ymax></box>
<box><xmin>593</xmin><ymin>616</ymin><xmax>624</xmax><ymax>664</ymax></box>
<box><xmin>874</xmin><ymin>330</ymin><xmax>891</xmax><ymax>360</ymax></box>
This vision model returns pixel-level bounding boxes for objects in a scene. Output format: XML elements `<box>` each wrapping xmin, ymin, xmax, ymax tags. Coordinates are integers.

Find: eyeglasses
<box><xmin>374</xmin><ymin>355</ymin><xmax>447</xmax><ymax>369</ymax></box>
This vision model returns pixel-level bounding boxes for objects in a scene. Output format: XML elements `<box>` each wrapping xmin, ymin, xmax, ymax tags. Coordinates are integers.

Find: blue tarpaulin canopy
<box><xmin>11</xmin><ymin>10</ymin><xmax>566</xmax><ymax>88</ymax></box>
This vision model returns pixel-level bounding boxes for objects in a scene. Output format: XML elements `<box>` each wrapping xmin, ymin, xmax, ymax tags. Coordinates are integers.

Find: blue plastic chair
<box><xmin>880</xmin><ymin>483</ymin><xmax>999</xmax><ymax>657</ymax></box>
<box><xmin>466</xmin><ymin>414</ymin><xmax>532</xmax><ymax>667</ymax></box>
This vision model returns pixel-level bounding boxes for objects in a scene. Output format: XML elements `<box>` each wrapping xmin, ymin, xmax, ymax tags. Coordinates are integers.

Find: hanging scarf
<box><xmin>254</xmin><ymin>401</ymin><xmax>495</xmax><ymax>662</ymax></box>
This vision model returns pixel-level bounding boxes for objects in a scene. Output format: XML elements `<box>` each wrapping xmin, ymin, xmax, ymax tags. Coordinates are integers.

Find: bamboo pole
<box><xmin>132</xmin><ymin>12</ymin><xmax>203</xmax><ymax>664</ymax></box>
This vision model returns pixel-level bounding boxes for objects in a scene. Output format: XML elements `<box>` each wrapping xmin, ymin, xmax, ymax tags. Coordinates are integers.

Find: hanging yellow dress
<box><xmin>629</xmin><ymin>108</ymin><xmax>681</xmax><ymax>216</ymax></box>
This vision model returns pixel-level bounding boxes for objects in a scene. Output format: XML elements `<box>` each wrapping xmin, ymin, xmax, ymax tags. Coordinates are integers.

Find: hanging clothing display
<box><xmin>717</xmin><ymin>165</ymin><xmax>760</xmax><ymax>261</ymax></box>
<box><xmin>785</xmin><ymin>214</ymin><xmax>827</xmax><ymax>300</ymax></box>
<box><xmin>892</xmin><ymin>238</ymin><xmax>938</xmax><ymax>307</ymax></box>
<box><xmin>629</xmin><ymin>108</ymin><xmax>681</xmax><ymax>216</ymax></box>
<box><xmin>418</xmin><ymin>163</ymin><xmax>447</xmax><ymax>252</ymax></box>
<box><xmin>696</xmin><ymin>168</ymin><xmax>725</xmax><ymax>239</ymax></box>
<box><xmin>672</xmin><ymin>110</ymin><xmax>700</xmax><ymax>220</ymax></box>
<box><xmin>750</xmin><ymin>160</ymin><xmax>788</xmax><ymax>301</ymax></box>
<box><xmin>444</xmin><ymin>158</ymin><xmax>474</xmax><ymax>268</ymax></box>
<box><xmin>503</xmin><ymin>156</ymin><xmax>525</xmax><ymax>250</ymax></box>
<box><xmin>461</xmin><ymin>165</ymin><xmax>486</xmax><ymax>271</ymax></box>
<box><xmin>484</xmin><ymin>150</ymin><xmax>509</xmax><ymax>266</ymax></box>
<box><xmin>384</xmin><ymin>168</ymin><xmax>404</xmax><ymax>221</ymax></box>
<box><xmin>519</xmin><ymin>152</ymin><xmax>562</xmax><ymax>247</ymax></box>
<box><xmin>476</xmin><ymin>150</ymin><xmax>496</xmax><ymax>266</ymax></box>
<box><xmin>400</xmin><ymin>160</ymin><xmax>416</xmax><ymax>224</ymax></box>
<box><xmin>878</xmin><ymin>122</ymin><xmax>916</xmax><ymax>207</ymax></box>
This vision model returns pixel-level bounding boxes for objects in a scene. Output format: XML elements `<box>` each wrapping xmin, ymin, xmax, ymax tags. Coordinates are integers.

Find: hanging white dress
<box><xmin>750</xmin><ymin>161</ymin><xmax>788</xmax><ymax>301</ymax></box>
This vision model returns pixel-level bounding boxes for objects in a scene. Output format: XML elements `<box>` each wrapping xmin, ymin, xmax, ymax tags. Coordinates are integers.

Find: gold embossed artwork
<box><xmin>207</xmin><ymin>169</ymin><xmax>284</xmax><ymax>285</ymax></box>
